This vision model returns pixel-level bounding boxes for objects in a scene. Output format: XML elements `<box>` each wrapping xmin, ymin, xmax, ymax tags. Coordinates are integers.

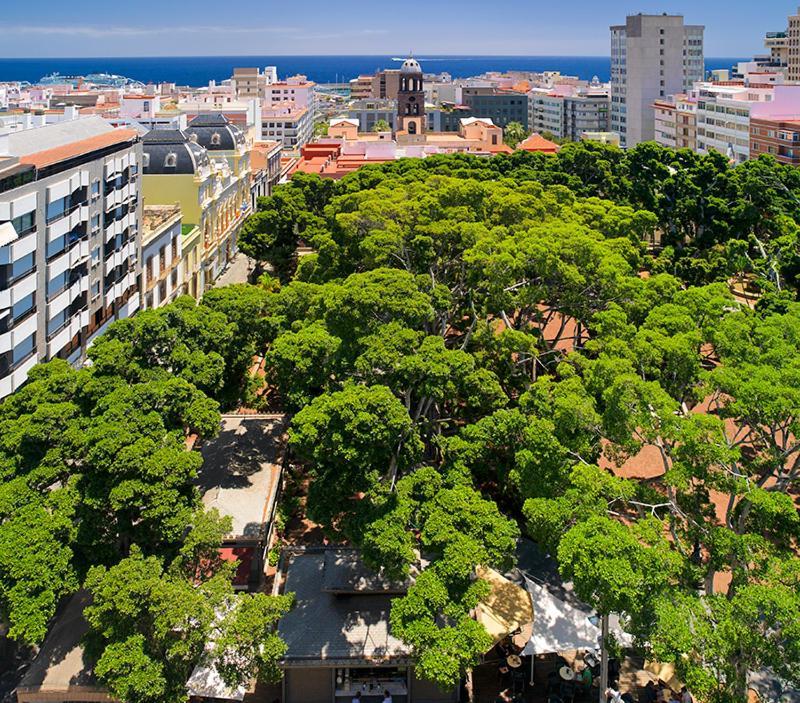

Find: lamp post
<box><xmin>598</xmin><ymin>614</ymin><xmax>609</xmax><ymax>703</ymax></box>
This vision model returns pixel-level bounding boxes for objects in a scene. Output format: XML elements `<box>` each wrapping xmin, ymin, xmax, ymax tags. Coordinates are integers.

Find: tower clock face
<box><xmin>409</xmin><ymin>96</ymin><xmax>416</xmax><ymax>102</ymax></box>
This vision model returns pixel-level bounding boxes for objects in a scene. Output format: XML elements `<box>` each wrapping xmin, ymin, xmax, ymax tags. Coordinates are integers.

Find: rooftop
<box><xmin>197</xmin><ymin>416</ymin><xmax>284</xmax><ymax>540</ymax></box>
<box><xmin>278</xmin><ymin>549</ymin><xmax>412</xmax><ymax>665</ymax></box>
<box><xmin>17</xmin><ymin>591</ymin><xmax>102</xmax><ymax>696</ymax></box>
<box><xmin>142</xmin><ymin>203</ymin><xmax>182</xmax><ymax>239</ymax></box>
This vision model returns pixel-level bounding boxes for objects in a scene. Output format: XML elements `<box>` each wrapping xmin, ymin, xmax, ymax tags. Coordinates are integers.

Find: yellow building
<box><xmin>141</xmin><ymin>114</ymin><xmax>252</xmax><ymax>295</ymax></box>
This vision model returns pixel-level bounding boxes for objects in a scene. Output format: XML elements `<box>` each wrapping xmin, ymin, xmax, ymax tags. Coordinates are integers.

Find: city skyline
<box><xmin>0</xmin><ymin>0</ymin><xmax>794</xmax><ymax>58</ymax></box>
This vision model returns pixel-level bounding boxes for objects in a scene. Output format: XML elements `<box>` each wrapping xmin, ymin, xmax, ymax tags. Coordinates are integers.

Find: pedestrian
<box><xmin>352</xmin><ymin>692</ymin><xmax>361</xmax><ymax>703</ymax></box>
<box><xmin>382</xmin><ymin>690</ymin><xmax>392</xmax><ymax>703</ymax></box>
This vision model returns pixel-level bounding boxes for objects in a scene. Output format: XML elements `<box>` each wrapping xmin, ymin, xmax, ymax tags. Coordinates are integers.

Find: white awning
<box><xmin>522</xmin><ymin>578</ymin><xmax>599</xmax><ymax>655</ymax></box>
<box><xmin>186</xmin><ymin>660</ymin><xmax>247</xmax><ymax>702</ymax></box>
<box><xmin>522</xmin><ymin>578</ymin><xmax>633</xmax><ymax>655</ymax></box>
<box><xmin>0</xmin><ymin>221</ymin><xmax>19</xmax><ymax>247</ymax></box>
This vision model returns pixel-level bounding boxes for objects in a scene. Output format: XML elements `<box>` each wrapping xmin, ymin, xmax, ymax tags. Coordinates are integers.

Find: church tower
<box><xmin>397</xmin><ymin>55</ymin><xmax>425</xmax><ymax>138</ymax></box>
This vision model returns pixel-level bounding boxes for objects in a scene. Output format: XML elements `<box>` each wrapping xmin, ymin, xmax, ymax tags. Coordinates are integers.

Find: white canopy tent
<box><xmin>522</xmin><ymin>578</ymin><xmax>600</xmax><ymax>657</ymax></box>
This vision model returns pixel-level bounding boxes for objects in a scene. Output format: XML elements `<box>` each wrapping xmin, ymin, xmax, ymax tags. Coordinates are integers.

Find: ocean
<box><xmin>0</xmin><ymin>55</ymin><xmax>748</xmax><ymax>87</ymax></box>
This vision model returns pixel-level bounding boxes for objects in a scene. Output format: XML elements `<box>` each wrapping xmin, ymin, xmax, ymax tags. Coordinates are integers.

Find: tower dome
<box><xmin>400</xmin><ymin>56</ymin><xmax>422</xmax><ymax>74</ymax></box>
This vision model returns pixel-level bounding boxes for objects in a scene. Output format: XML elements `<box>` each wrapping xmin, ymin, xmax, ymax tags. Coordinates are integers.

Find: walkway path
<box><xmin>214</xmin><ymin>252</ymin><xmax>253</xmax><ymax>287</ymax></box>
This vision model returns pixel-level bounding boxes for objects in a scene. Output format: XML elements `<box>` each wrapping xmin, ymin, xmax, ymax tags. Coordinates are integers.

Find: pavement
<box><xmin>214</xmin><ymin>252</ymin><xmax>253</xmax><ymax>288</ymax></box>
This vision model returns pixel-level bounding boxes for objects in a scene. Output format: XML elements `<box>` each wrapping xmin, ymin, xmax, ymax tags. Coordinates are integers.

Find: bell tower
<box><xmin>397</xmin><ymin>55</ymin><xmax>425</xmax><ymax>139</ymax></box>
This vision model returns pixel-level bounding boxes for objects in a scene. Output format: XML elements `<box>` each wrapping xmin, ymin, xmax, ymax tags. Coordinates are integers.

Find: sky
<box><xmin>0</xmin><ymin>0</ymin><xmax>793</xmax><ymax>57</ymax></box>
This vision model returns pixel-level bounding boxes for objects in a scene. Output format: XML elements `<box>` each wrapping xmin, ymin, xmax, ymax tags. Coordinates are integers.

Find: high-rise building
<box><xmin>0</xmin><ymin>116</ymin><xmax>142</xmax><ymax>398</ymax></box>
<box><xmin>789</xmin><ymin>8</ymin><xmax>800</xmax><ymax>81</ymax></box>
<box><xmin>610</xmin><ymin>14</ymin><xmax>704</xmax><ymax>147</ymax></box>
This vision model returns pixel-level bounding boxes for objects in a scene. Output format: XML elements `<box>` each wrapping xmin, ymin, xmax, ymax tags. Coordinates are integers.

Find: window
<box><xmin>143</xmin><ymin>153</ymin><xmax>150</xmax><ymax>169</ymax></box>
<box><xmin>12</xmin><ymin>332</ymin><xmax>35</xmax><ymax>365</ymax></box>
<box><xmin>12</xmin><ymin>292</ymin><xmax>35</xmax><ymax>321</ymax></box>
<box><xmin>164</xmin><ymin>153</ymin><xmax>178</xmax><ymax>168</ymax></box>
<box><xmin>8</xmin><ymin>211</ymin><xmax>36</xmax><ymax>236</ymax></box>
<box><xmin>91</xmin><ymin>246</ymin><xmax>100</xmax><ymax>267</ymax></box>
<box><xmin>11</xmin><ymin>252</ymin><xmax>35</xmax><ymax>281</ymax></box>
<box><xmin>211</xmin><ymin>132</ymin><xmax>222</xmax><ymax>146</ymax></box>
<box><xmin>91</xmin><ymin>181</ymin><xmax>101</xmax><ymax>199</ymax></box>
<box><xmin>47</xmin><ymin>271</ymin><xmax>69</xmax><ymax>298</ymax></box>
<box><xmin>91</xmin><ymin>281</ymin><xmax>100</xmax><ymax>300</ymax></box>
<box><xmin>47</xmin><ymin>235</ymin><xmax>66</xmax><ymax>259</ymax></box>
<box><xmin>47</xmin><ymin>309</ymin><xmax>69</xmax><ymax>337</ymax></box>
<box><xmin>91</xmin><ymin>214</ymin><xmax>101</xmax><ymax>232</ymax></box>
<box><xmin>46</xmin><ymin>196</ymin><xmax>67</xmax><ymax>222</ymax></box>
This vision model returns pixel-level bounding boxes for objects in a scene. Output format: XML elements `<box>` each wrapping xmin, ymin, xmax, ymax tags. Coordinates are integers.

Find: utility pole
<box><xmin>599</xmin><ymin>614</ymin><xmax>609</xmax><ymax>703</ymax></box>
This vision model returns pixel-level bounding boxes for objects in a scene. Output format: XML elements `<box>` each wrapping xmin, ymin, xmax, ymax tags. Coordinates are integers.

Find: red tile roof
<box><xmin>20</xmin><ymin>128</ymin><xmax>139</xmax><ymax>169</ymax></box>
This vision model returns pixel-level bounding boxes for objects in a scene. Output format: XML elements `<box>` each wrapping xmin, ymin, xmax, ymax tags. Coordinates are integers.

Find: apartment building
<box><xmin>345</xmin><ymin>99</ymin><xmax>398</xmax><ymax>132</ymax></box>
<box><xmin>692</xmin><ymin>84</ymin><xmax>800</xmax><ymax>163</ymax></box>
<box><xmin>0</xmin><ymin>116</ymin><xmax>141</xmax><ymax>398</ymax></box>
<box><xmin>654</xmin><ymin>94</ymin><xmax>698</xmax><ymax>150</ymax></box>
<box><xmin>789</xmin><ymin>8</ymin><xmax>800</xmax><ymax>82</ymax></box>
<box><xmin>349</xmin><ymin>75</ymin><xmax>374</xmax><ymax>100</ymax></box>
<box><xmin>141</xmin><ymin>204</ymin><xmax>182</xmax><ymax>310</ymax></box>
<box><xmin>262</xmin><ymin>109</ymin><xmax>314</xmax><ymax>151</ymax></box>
<box><xmin>529</xmin><ymin>87</ymin><xmax>610</xmax><ymax>141</ymax></box>
<box><xmin>764</xmin><ymin>31</ymin><xmax>789</xmax><ymax>68</ymax></box>
<box><xmin>460</xmin><ymin>87</ymin><xmax>529</xmax><ymax>128</ymax></box>
<box><xmin>751</xmin><ymin>118</ymin><xmax>800</xmax><ymax>165</ymax></box>
<box><xmin>610</xmin><ymin>14</ymin><xmax>704</xmax><ymax>147</ymax></box>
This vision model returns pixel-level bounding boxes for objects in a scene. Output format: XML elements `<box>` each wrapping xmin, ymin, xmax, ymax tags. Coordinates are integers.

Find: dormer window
<box><xmin>164</xmin><ymin>153</ymin><xmax>177</xmax><ymax>168</ymax></box>
<box><xmin>142</xmin><ymin>153</ymin><xmax>150</xmax><ymax>168</ymax></box>
<box><xmin>211</xmin><ymin>132</ymin><xmax>222</xmax><ymax>146</ymax></box>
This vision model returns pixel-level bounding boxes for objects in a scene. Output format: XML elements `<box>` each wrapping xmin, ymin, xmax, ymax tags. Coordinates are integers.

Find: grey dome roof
<box><xmin>400</xmin><ymin>57</ymin><xmax>422</xmax><ymax>75</ymax></box>
<box><xmin>185</xmin><ymin>113</ymin><xmax>246</xmax><ymax>151</ymax></box>
<box><xmin>142</xmin><ymin>129</ymin><xmax>210</xmax><ymax>175</ymax></box>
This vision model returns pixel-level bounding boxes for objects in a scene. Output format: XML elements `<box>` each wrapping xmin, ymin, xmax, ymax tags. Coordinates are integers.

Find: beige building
<box><xmin>790</xmin><ymin>8</ymin><xmax>800</xmax><ymax>81</ymax></box>
<box><xmin>142</xmin><ymin>114</ymin><xmax>251</xmax><ymax>294</ymax></box>
<box><xmin>611</xmin><ymin>14</ymin><xmax>704</xmax><ymax>147</ymax></box>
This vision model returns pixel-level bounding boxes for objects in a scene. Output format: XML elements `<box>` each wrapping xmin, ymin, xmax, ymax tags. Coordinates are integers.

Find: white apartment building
<box><xmin>261</xmin><ymin>75</ymin><xmax>317</xmax><ymax>150</ymax></box>
<box><xmin>0</xmin><ymin>116</ymin><xmax>142</xmax><ymax>398</ymax></box>
<box><xmin>529</xmin><ymin>87</ymin><xmax>610</xmax><ymax>141</ymax></box>
<box><xmin>262</xmin><ymin>108</ymin><xmax>314</xmax><ymax>151</ymax></box>
<box><xmin>696</xmin><ymin>83</ymin><xmax>800</xmax><ymax>163</ymax></box>
<box><xmin>141</xmin><ymin>204</ymin><xmax>182</xmax><ymax>311</ymax></box>
<box><xmin>611</xmin><ymin>14</ymin><xmax>704</xmax><ymax>147</ymax></box>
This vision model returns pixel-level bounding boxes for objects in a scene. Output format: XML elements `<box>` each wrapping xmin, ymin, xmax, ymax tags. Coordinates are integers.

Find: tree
<box><xmin>373</xmin><ymin>119</ymin><xmax>391</xmax><ymax>133</ymax></box>
<box><xmin>503</xmin><ymin>121</ymin><xmax>529</xmax><ymax>149</ymax></box>
<box><xmin>84</xmin><ymin>545</ymin><xmax>293</xmax><ymax>703</ymax></box>
<box><xmin>288</xmin><ymin>384</ymin><xmax>422</xmax><ymax>530</ymax></box>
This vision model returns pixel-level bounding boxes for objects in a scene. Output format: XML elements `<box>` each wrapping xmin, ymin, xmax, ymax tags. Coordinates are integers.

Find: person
<box><xmin>382</xmin><ymin>690</ymin><xmax>392</xmax><ymax>703</ymax></box>
<box><xmin>668</xmin><ymin>692</ymin><xmax>681</xmax><ymax>703</ymax></box>
<box><xmin>575</xmin><ymin>666</ymin><xmax>593</xmax><ymax>687</ymax></box>
<box><xmin>352</xmin><ymin>692</ymin><xmax>361</xmax><ymax>703</ymax></box>
<box><xmin>495</xmin><ymin>689</ymin><xmax>512</xmax><ymax>703</ymax></box>
<box><xmin>680</xmin><ymin>687</ymin><xmax>693</xmax><ymax>703</ymax></box>
<box><xmin>605</xmin><ymin>688</ymin><xmax>624</xmax><ymax>703</ymax></box>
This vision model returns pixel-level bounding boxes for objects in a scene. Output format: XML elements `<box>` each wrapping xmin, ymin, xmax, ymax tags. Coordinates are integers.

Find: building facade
<box><xmin>142</xmin><ymin>120</ymin><xmax>251</xmax><ymax>292</ymax></box>
<box><xmin>0</xmin><ymin>116</ymin><xmax>141</xmax><ymax>398</ymax></box>
<box><xmin>750</xmin><ymin>117</ymin><xmax>800</xmax><ymax>165</ymax></box>
<box><xmin>461</xmin><ymin>87</ymin><xmax>529</xmax><ymax>129</ymax></box>
<box><xmin>141</xmin><ymin>204</ymin><xmax>182</xmax><ymax>310</ymax></box>
<box><xmin>789</xmin><ymin>7</ymin><xmax>800</xmax><ymax>82</ymax></box>
<box><xmin>530</xmin><ymin>89</ymin><xmax>610</xmax><ymax>141</ymax></box>
<box><xmin>610</xmin><ymin>14</ymin><xmax>704</xmax><ymax>147</ymax></box>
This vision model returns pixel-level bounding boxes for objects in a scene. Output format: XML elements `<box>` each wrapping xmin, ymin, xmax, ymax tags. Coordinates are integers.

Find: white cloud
<box><xmin>6</xmin><ymin>24</ymin><xmax>301</xmax><ymax>37</ymax></box>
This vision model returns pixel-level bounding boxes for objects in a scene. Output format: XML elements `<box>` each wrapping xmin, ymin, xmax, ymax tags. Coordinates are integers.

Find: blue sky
<box><xmin>0</xmin><ymin>1</ymin><xmax>792</xmax><ymax>57</ymax></box>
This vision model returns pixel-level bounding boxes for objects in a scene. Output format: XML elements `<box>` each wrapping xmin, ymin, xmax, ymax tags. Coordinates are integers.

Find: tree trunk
<box><xmin>599</xmin><ymin>614</ymin><xmax>609</xmax><ymax>703</ymax></box>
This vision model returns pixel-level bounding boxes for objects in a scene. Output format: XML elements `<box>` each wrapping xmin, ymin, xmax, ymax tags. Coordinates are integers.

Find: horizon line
<box><xmin>0</xmin><ymin>53</ymin><xmax>749</xmax><ymax>60</ymax></box>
